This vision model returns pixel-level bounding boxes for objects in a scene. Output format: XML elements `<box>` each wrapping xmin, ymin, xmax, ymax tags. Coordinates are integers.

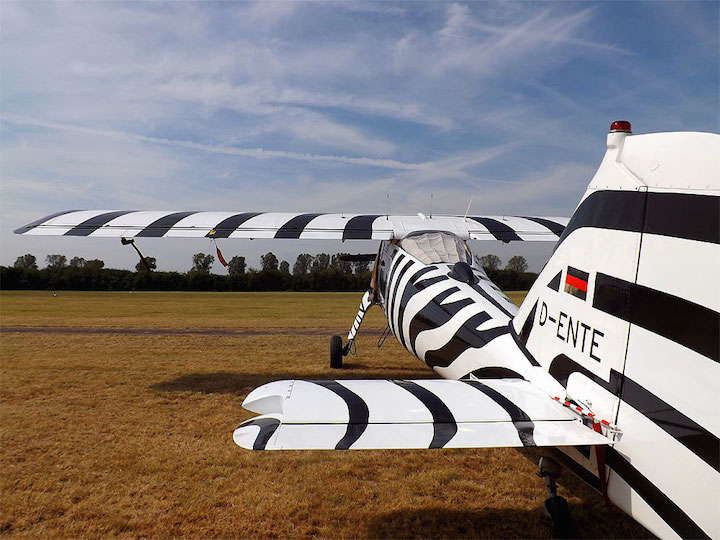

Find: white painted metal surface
<box><xmin>235</xmin><ymin>379</ymin><xmax>610</xmax><ymax>450</ymax></box>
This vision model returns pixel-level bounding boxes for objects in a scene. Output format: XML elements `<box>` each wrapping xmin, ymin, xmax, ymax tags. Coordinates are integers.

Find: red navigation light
<box><xmin>610</xmin><ymin>120</ymin><xmax>632</xmax><ymax>133</ymax></box>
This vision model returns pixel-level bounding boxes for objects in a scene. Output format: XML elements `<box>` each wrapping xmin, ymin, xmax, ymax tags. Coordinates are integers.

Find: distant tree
<box><xmin>293</xmin><ymin>254</ymin><xmax>314</xmax><ymax>276</ymax></box>
<box><xmin>69</xmin><ymin>256</ymin><xmax>86</xmax><ymax>269</ymax></box>
<box><xmin>260</xmin><ymin>252</ymin><xmax>279</xmax><ymax>271</ymax></box>
<box><xmin>311</xmin><ymin>253</ymin><xmax>331</xmax><ymax>273</ymax></box>
<box><xmin>506</xmin><ymin>255</ymin><xmax>528</xmax><ymax>273</ymax></box>
<box><xmin>45</xmin><ymin>254</ymin><xmax>67</xmax><ymax>269</ymax></box>
<box><xmin>478</xmin><ymin>254</ymin><xmax>501</xmax><ymax>271</ymax></box>
<box><xmin>13</xmin><ymin>254</ymin><xmax>37</xmax><ymax>270</ymax></box>
<box><xmin>228</xmin><ymin>256</ymin><xmax>246</xmax><ymax>275</ymax></box>
<box><xmin>84</xmin><ymin>259</ymin><xmax>105</xmax><ymax>272</ymax></box>
<box><xmin>353</xmin><ymin>260</ymin><xmax>370</xmax><ymax>274</ymax></box>
<box><xmin>331</xmin><ymin>253</ymin><xmax>353</xmax><ymax>274</ymax></box>
<box><xmin>191</xmin><ymin>253</ymin><xmax>214</xmax><ymax>272</ymax></box>
<box><xmin>279</xmin><ymin>260</ymin><xmax>290</xmax><ymax>274</ymax></box>
<box><xmin>135</xmin><ymin>257</ymin><xmax>157</xmax><ymax>272</ymax></box>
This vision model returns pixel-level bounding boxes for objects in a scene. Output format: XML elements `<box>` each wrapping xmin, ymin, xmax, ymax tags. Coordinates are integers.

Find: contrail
<box><xmin>1</xmin><ymin>114</ymin><xmax>426</xmax><ymax>170</ymax></box>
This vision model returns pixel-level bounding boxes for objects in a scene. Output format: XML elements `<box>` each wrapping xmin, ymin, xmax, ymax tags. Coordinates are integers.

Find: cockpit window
<box><xmin>397</xmin><ymin>232</ymin><xmax>473</xmax><ymax>265</ymax></box>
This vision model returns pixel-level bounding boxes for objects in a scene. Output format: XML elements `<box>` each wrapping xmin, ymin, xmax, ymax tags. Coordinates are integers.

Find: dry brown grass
<box><xmin>0</xmin><ymin>291</ymin><xmax>368</xmax><ymax>330</ymax></box>
<box><xmin>0</xmin><ymin>291</ymin><xmax>651</xmax><ymax>538</ymax></box>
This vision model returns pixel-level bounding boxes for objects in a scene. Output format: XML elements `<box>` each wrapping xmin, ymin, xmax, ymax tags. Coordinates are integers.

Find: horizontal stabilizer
<box><xmin>15</xmin><ymin>211</ymin><xmax>568</xmax><ymax>241</ymax></box>
<box><xmin>234</xmin><ymin>379</ymin><xmax>609</xmax><ymax>450</ymax></box>
<box><xmin>338</xmin><ymin>254</ymin><xmax>376</xmax><ymax>262</ymax></box>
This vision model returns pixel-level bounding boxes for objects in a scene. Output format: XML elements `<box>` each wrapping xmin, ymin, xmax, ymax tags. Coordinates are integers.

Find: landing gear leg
<box><xmin>538</xmin><ymin>456</ymin><xmax>573</xmax><ymax>539</ymax></box>
<box><xmin>330</xmin><ymin>289</ymin><xmax>374</xmax><ymax>369</ymax></box>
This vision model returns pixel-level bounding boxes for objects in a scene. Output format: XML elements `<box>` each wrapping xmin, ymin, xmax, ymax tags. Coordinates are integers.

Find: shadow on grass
<box><xmin>510</xmin><ymin>448</ymin><xmax>654</xmax><ymax>539</ymax></box>
<box><xmin>151</xmin><ymin>366</ymin><xmax>433</xmax><ymax>396</ymax></box>
<box><xmin>367</xmin><ymin>506</ymin><xmax>548</xmax><ymax>539</ymax></box>
<box><xmin>368</xmin><ymin>449</ymin><xmax>652</xmax><ymax>539</ymax></box>
<box><xmin>152</xmin><ymin>377</ymin><xmax>653</xmax><ymax>539</ymax></box>
<box><xmin>366</xmin><ymin>501</ymin><xmax>654</xmax><ymax>539</ymax></box>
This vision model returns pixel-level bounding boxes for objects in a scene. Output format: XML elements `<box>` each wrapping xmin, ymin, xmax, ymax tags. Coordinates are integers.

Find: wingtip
<box><xmin>13</xmin><ymin>210</ymin><xmax>83</xmax><ymax>235</ymax></box>
<box><xmin>233</xmin><ymin>423</ymin><xmax>260</xmax><ymax>450</ymax></box>
<box><xmin>233</xmin><ymin>415</ymin><xmax>282</xmax><ymax>450</ymax></box>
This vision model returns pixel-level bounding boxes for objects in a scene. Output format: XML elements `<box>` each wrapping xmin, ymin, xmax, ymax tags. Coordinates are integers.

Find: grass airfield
<box><xmin>0</xmin><ymin>291</ymin><xmax>651</xmax><ymax>538</ymax></box>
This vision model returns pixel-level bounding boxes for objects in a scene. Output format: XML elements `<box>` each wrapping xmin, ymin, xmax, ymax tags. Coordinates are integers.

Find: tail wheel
<box><xmin>330</xmin><ymin>335</ymin><xmax>343</xmax><ymax>369</ymax></box>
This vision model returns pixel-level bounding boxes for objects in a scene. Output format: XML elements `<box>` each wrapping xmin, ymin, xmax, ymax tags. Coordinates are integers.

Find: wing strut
<box><xmin>593</xmin><ymin>421</ymin><xmax>614</xmax><ymax>512</ymax></box>
<box><xmin>346</xmin><ymin>289</ymin><xmax>374</xmax><ymax>350</ymax></box>
<box><xmin>330</xmin><ymin>289</ymin><xmax>375</xmax><ymax>369</ymax></box>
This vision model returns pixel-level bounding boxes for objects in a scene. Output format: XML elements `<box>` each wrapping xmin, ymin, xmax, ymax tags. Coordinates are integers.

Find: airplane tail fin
<box><xmin>512</xmin><ymin>125</ymin><xmax>718</xmax><ymax>420</ymax></box>
<box><xmin>508</xmin><ymin>124</ymin><xmax>719</xmax><ymax>538</ymax></box>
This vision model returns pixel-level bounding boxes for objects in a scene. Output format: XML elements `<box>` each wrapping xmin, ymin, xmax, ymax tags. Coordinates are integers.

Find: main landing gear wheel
<box><xmin>543</xmin><ymin>494</ymin><xmax>572</xmax><ymax>539</ymax></box>
<box><xmin>538</xmin><ymin>457</ymin><xmax>573</xmax><ymax>539</ymax></box>
<box><xmin>330</xmin><ymin>335</ymin><xmax>344</xmax><ymax>369</ymax></box>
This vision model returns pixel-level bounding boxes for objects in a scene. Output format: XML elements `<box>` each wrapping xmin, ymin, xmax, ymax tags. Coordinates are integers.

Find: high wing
<box><xmin>235</xmin><ymin>378</ymin><xmax>610</xmax><ymax>450</ymax></box>
<box><xmin>14</xmin><ymin>210</ymin><xmax>568</xmax><ymax>241</ymax></box>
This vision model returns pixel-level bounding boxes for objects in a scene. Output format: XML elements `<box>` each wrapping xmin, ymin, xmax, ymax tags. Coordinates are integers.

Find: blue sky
<box><xmin>1</xmin><ymin>1</ymin><xmax>718</xmax><ymax>272</ymax></box>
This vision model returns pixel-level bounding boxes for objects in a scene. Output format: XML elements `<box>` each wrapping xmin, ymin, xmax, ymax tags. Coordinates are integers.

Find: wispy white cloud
<box><xmin>332</xmin><ymin>2</ymin><xmax>407</xmax><ymax>16</ymax></box>
<box><xmin>1</xmin><ymin>176</ymin><xmax>93</xmax><ymax>198</ymax></box>
<box><xmin>399</xmin><ymin>5</ymin><xmax>631</xmax><ymax>80</ymax></box>
<box><xmin>1</xmin><ymin>115</ymin><xmax>414</xmax><ymax>169</ymax></box>
<box><xmin>266</xmin><ymin>87</ymin><xmax>452</xmax><ymax>129</ymax></box>
<box><xmin>2</xmin><ymin>114</ymin><xmax>517</xmax><ymax>183</ymax></box>
<box><xmin>1</xmin><ymin>1</ymin><xmax>717</xmax><ymax>271</ymax></box>
<box><xmin>236</xmin><ymin>1</ymin><xmax>300</xmax><ymax>29</ymax></box>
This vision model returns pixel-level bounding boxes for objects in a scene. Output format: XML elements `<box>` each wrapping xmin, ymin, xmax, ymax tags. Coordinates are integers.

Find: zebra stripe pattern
<box><xmin>234</xmin><ymin>378</ymin><xmax>610</xmax><ymax>451</ymax></box>
<box><xmin>347</xmin><ymin>290</ymin><xmax>373</xmax><ymax>342</ymax></box>
<box><xmin>14</xmin><ymin>210</ymin><xmax>568</xmax><ymax>241</ymax></box>
<box><xmin>378</xmin><ymin>247</ymin><xmax>521</xmax><ymax>376</ymax></box>
<box><xmin>513</xmin><ymin>188</ymin><xmax>720</xmax><ymax>539</ymax></box>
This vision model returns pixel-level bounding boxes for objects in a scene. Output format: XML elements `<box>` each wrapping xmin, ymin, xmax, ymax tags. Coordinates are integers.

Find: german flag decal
<box><xmin>564</xmin><ymin>266</ymin><xmax>589</xmax><ymax>300</ymax></box>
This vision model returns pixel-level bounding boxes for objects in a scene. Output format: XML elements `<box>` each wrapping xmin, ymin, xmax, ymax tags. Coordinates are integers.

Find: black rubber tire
<box><xmin>330</xmin><ymin>335</ymin><xmax>343</xmax><ymax>369</ymax></box>
<box><xmin>543</xmin><ymin>496</ymin><xmax>572</xmax><ymax>539</ymax></box>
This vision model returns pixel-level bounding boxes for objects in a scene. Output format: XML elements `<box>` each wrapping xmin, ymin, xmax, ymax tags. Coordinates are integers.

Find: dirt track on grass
<box><xmin>0</xmin><ymin>326</ymin><xmax>384</xmax><ymax>337</ymax></box>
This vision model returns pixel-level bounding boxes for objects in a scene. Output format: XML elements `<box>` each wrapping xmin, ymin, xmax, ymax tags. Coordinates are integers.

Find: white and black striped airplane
<box><xmin>14</xmin><ymin>122</ymin><xmax>719</xmax><ymax>538</ymax></box>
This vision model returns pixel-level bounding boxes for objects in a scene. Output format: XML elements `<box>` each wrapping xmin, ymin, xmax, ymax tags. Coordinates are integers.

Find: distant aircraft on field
<box><xmin>15</xmin><ymin>121</ymin><xmax>719</xmax><ymax>539</ymax></box>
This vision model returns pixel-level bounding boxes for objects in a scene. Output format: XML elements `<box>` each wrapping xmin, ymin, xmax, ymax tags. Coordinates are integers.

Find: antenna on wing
<box><xmin>386</xmin><ymin>190</ymin><xmax>389</xmax><ymax>219</ymax></box>
<box><xmin>463</xmin><ymin>195</ymin><xmax>474</xmax><ymax>221</ymax></box>
<box><xmin>430</xmin><ymin>193</ymin><xmax>433</xmax><ymax>219</ymax></box>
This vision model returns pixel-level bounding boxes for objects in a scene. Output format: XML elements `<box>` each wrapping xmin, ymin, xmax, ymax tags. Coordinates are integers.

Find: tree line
<box><xmin>2</xmin><ymin>252</ymin><xmax>536</xmax><ymax>292</ymax></box>
<box><xmin>188</xmin><ymin>251</ymin><xmax>370</xmax><ymax>276</ymax></box>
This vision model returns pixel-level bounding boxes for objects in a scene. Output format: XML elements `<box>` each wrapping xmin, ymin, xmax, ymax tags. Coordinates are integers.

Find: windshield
<box><xmin>397</xmin><ymin>232</ymin><xmax>473</xmax><ymax>265</ymax></box>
